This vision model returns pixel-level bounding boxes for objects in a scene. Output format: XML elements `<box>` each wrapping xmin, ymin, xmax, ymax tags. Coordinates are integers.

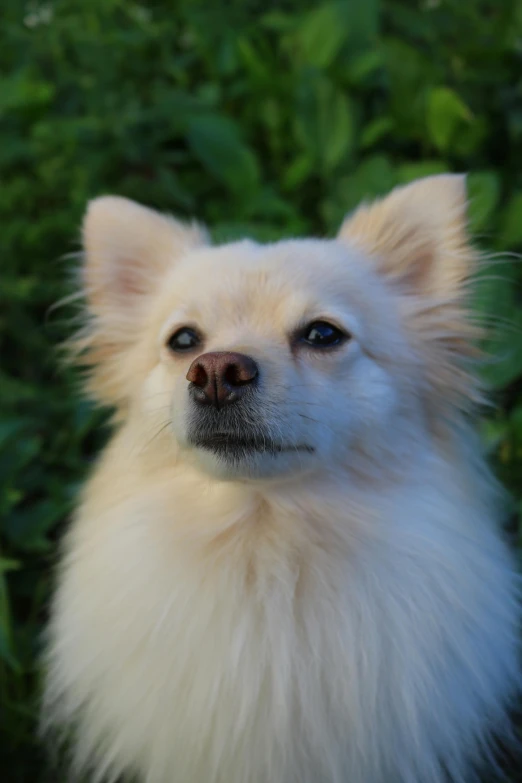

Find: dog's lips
<box><xmin>191</xmin><ymin>432</ymin><xmax>313</xmax><ymax>456</ymax></box>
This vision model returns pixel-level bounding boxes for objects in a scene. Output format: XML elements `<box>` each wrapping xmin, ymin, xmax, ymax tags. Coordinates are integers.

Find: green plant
<box><xmin>1</xmin><ymin>1</ymin><xmax>521</xmax><ymax>779</ymax></box>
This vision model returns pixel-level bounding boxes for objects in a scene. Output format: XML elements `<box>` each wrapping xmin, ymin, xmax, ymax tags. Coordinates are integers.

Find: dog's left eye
<box><xmin>167</xmin><ymin>327</ymin><xmax>202</xmax><ymax>353</ymax></box>
<box><xmin>299</xmin><ymin>321</ymin><xmax>348</xmax><ymax>348</ymax></box>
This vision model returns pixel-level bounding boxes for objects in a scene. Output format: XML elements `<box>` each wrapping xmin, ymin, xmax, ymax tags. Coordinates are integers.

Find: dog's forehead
<box><xmin>174</xmin><ymin>237</ymin><xmax>362</xmax><ymax>300</ymax></box>
<box><xmin>156</xmin><ymin>237</ymin><xmax>380</xmax><ymax>336</ymax></box>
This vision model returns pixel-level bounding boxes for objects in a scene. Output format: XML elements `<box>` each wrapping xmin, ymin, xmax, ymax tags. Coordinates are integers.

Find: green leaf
<box><xmin>186</xmin><ymin>114</ymin><xmax>259</xmax><ymax>195</ymax></box>
<box><xmin>294</xmin><ymin>75</ymin><xmax>355</xmax><ymax>172</ymax></box>
<box><xmin>396</xmin><ymin>161</ymin><xmax>448</xmax><ymax>184</ymax></box>
<box><xmin>0</xmin><ymin>70</ymin><xmax>56</xmax><ymax>114</ymax></box>
<box><xmin>427</xmin><ymin>87</ymin><xmax>472</xmax><ymax>152</ymax></box>
<box><xmin>247</xmin><ymin>188</ymin><xmax>299</xmax><ymax>220</ymax></box>
<box><xmin>0</xmin><ymin>558</ymin><xmax>21</xmax><ymax>575</ymax></box>
<box><xmin>324</xmin><ymin>96</ymin><xmax>354</xmax><ymax>171</ymax></box>
<box><xmin>283</xmin><ymin>153</ymin><xmax>314</xmax><ymax>191</ymax></box>
<box><xmin>474</xmin><ymin>265</ymin><xmax>522</xmax><ymax>388</ymax></box>
<box><xmin>347</xmin><ymin>49</ymin><xmax>383</xmax><ymax>84</ymax></box>
<box><xmin>3</xmin><ymin>500</ymin><xmax>69</xmax><ymax>552</ymax></box>
<box><xmin>0</xmin><ymin>419</ymin><xmax>28</xmax><ymax>448</ymax></box>
<box><xmin>467</xmin><ymin>171</ymin><xmax>500</xmax><ymax>233</ymax></box>
<box><xmin>0</xmin><ymin>625</ymin><xmax>20</xmax><ymax>671</ymax></box>
<box><xmin>0</xmin><ymin>436</ymin><xmax>42</xmax><ymax>486</ymax></box>
<box><xmin>0</xmin><ymin>558</ymin><xmax>18</xmax><ymax>672</ymax></box>
<box><xmin>360</xmin><ymin>117</ymin><xmax>393</xmax><ymax>149</ymax></box>
<box><xmin>322</xmin><ymin>155</ymin><xmax>395</xmax><ymax>230</ymax></box>
<box><xmin>452</xmin><ymin>116</ymin><xmax>488</xmax><ymax>157</ymax></box>
<box><xmin>260</xmin><ymin>11</ymin><xmax>295</xmax><ymax>32</ymax></box>
<box><xmin>384</xmin><ymin>40</ymin><xmax>433</xmax><ymax>138</ymax></box>
<box><xmin>499</xmin><ymin>191</ymin><xmax>522</xmax><ymax>248</ymax></box>
<box><xmin>236</xmin><ymin>38</ymin><xmax>270</xmax><ymax>81</ymax></box>
<box><xmin>296</xmin><ymin>0</ymin><xmax>378</xmax><ymax>68</ymax></box>
<box><xmin>480</xmin><ymin>419</ymin><xmax>510</xmax><ymax>456</ymax></box>
<box><xmin>352</xmin><ymin>155</ymin><xmax>396</xmax><ymax>201</ymax></box>
<box><xmin>297</xmin><ymin>3</ymin><xmax>350</xmax><ymax>68</ymax></box>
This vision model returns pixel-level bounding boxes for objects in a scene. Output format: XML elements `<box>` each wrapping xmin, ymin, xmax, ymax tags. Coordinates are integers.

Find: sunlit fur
<box><xmin>43</xmin><ymin>176</ymin><xmax>520</xmax><ymax>783</ymax></box>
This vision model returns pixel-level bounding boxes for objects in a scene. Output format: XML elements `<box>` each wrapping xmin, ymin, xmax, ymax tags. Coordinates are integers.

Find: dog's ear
<box><xmin>339</xmin><ymin>175</ymin><xmax>484</xmax><ymax>413</ymax></box>
<box><xmin>83</xmin><ymin>196</ymin><xmax>208</xmax><ymax>315</ymax></box>
<box><xmin>73</xmin><ymin>196</ymin><xmax>208</xmax><ymax>409</ymax></box>
<box><xmin>337</xmin><ymin>175</ymin><xmax>471</xmax><ymax>299</ymax></box>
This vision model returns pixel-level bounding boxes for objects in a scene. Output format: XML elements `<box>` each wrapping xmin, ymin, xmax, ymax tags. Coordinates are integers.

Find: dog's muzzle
<box><xmin>185</xmin><ymin>351</ymin><xmax>312</xmax><ymax>459</ymax></box>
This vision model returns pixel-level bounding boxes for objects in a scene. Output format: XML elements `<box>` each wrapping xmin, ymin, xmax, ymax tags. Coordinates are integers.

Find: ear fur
<box><xmin>83</xmin><ymin>196</ymin><xmax>208</xmax><ymax>312</ymax></box>
<box><xmin>338</xmin><ymin>175</ymin><xmax>484</xmax><ymax>413</ymax></box>
<box><xmin>71</xmin><ymin>196</ymin><xmax>208</xmax><ymax>409</ymax></box>
<box><xmin>338</xmin><ymin>175</ymin><xmax>471</xmax><ymax>298</ymax></box>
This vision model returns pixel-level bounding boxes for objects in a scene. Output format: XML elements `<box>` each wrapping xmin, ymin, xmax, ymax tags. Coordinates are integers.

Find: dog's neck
<box><xmin>90</xmin><ymin>412</ymin><xmax>491</xmax><ymax>549</ymax></box>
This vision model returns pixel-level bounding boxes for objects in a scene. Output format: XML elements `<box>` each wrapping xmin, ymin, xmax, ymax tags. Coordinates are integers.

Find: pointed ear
<box><xmin>72</xmin><ymin>196</ymin><xmax>208</xmax><ymax>409</ymax></box>
<box><xmin>339</xmin><ymin>176</ymin><xmax>485</xmax><ymax>414</ymax></box>
<box><xmin>337</xmin><ymin>175</ymin><xmax>472</xmax><ymax>298</ymax></box>
<box><xmin>83</xmin><ymin>195</ymin><xmax>208</xmax><ymax>313</ymax></box>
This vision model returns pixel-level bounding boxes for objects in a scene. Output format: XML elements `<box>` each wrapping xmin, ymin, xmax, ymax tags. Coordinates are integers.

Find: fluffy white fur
<box><xmin>43</xmin><ymin>176</ymin><xmax>520</xmax><ymax>783</ymax></box>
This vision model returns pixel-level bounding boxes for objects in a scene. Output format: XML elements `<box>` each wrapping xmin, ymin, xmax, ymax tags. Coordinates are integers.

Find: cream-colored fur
<box><xmin>43</xmin><ymin>176</ymin><xmax>520</xmax><ymax>783</ymax></box>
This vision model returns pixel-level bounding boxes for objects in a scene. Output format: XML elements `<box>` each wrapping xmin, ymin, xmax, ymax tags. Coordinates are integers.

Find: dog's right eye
<box><xmin>298</xmin><ymin>321</ymin><xmax>348</xmax><ymax>349</ymax></box>
<box><xmin>167</xmin><ymin>327</ymin><xmax>202</xmax><ymax>353</ymax></box>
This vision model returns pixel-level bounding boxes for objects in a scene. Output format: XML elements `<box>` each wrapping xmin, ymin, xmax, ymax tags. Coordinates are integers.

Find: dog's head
<box><xmin>74</xmin><ymin>176</ymin><xmax>480</xmax><ymax>480</ymax></box>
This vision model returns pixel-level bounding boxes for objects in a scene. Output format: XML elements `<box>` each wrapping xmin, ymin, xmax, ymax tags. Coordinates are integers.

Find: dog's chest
<box><xmin>60</xmin><ymin>513</ymin><xmax>361</xmax><ymax>782</ymax></box>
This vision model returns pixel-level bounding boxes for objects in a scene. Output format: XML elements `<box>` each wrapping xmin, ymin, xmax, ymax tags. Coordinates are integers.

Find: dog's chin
<box><xmin>186</xmin><ymin>434</ymin><xmax>315</xmax><ymax>481</ymax></box>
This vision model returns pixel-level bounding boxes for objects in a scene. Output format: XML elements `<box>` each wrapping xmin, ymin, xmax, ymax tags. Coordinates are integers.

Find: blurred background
<box><xmin>1</xmin><ymin>0</ymin><xmax>522</xmax><ymax>780</ymax></box>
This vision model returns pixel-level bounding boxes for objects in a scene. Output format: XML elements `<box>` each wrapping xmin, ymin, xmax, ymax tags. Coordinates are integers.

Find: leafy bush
<box><xmin>1</xmin><ymin>0</ymin><xmax>521</xmax><ymax>779</ymax></box>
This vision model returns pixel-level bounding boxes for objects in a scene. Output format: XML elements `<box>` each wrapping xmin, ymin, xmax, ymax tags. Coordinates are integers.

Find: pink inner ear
<box><xmin>114</xmin><ymin>259</ymin><xmax>148</xmax><ymax>299</ymax></box>
<box><xmin>402</xmin><ymin>242</ymin><xmax>436</xmax><ymax>290</ymax></box>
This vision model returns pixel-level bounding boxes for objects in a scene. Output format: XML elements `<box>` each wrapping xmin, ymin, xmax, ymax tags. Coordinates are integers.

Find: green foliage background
<box><xmin>1</xmin><ymin>0</ymin><xmax>522</xmax><ymax>779</ymax></box>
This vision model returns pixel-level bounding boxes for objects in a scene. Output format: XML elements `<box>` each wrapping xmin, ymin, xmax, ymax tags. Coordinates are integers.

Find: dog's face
<box><xmin>77</xmin><ymin>176</ymin><xmax>478</xmax><ymax>481</ymax></box>
<box><xmin>146</xmin><ymin>239</ymin><xmax>407</xmax><ymax>479</ymax></box>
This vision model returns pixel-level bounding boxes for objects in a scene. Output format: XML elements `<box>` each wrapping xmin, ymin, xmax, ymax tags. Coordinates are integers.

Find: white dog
<box><xmin>43</xmin><ymin>176</ymin><xmax>520</xmax><ymax>783</ymax></box>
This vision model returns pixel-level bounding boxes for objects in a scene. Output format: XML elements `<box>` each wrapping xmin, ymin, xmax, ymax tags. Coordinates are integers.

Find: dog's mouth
<box><xmin>190</xmin><ymin>432</ymin><xmax>313</xmax><ymax>458</ymax></box>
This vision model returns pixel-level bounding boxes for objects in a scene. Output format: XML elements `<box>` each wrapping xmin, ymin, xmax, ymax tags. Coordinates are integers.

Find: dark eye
<box><xmin>167</xmin><ymin>327</ymin><xmax>202</xmax><ymax>353</ymax></box>
<box><xmin>299</xmin><ymin>321</ymin><xmax>348</xmax><ymax>349</ymax></box>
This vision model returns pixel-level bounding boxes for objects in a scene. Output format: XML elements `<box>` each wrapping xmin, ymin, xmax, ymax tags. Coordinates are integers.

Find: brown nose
<box><xmin>186</xmin><ymin>351</ymin><xmax>259</xmax><ymax>408</ymax></box>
